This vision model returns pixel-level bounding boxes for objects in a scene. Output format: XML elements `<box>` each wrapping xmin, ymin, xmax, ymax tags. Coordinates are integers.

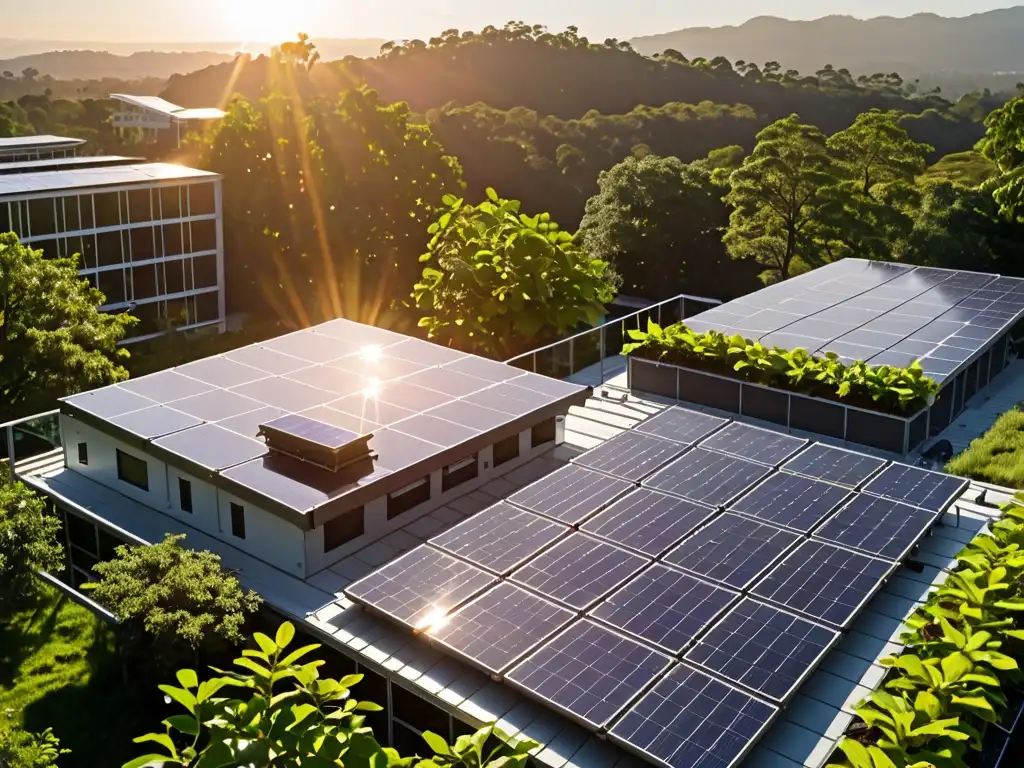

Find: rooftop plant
<box><xmin>623</xmin><ymin>320</ymin><xmax>939</xmax><ymax>414</ymax></box>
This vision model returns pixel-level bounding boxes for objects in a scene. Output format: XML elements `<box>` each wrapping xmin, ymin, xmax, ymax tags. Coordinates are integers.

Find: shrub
<box><xmin>946</xmin><ymin>408</ymin><xmax>1024</xmax><ymax>490</ymax></box>
<box><xmin>0</xmin><ymin>478</ymin><xmax>64</xmax><ymax>612</ymax></box>
<box><xmin>0</xmin><ymin>726</ymin><xmax>68</xmax><ymax>768</ymax></box>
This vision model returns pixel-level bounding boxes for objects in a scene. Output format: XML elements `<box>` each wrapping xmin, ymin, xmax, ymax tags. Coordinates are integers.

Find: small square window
<box><xmin>77</xmin><ymin>442</ymin><xmax>88</xmax><ymax>465</ymax></box>
<box><xmin>323</xmin><ymin>506</ymin><xmax>364</xmax><ymax>553</ymax></box>
<box><xmin>116</xmin><ymin>449</ymin><xmax>149</xmax><ymax>491</ymax></box>
<box><xmin>179</xmin><ymin>478</ymin><xmax>193</xmax><ymax>513</ymax></box>
<box><xmin>230</xmin><ymin>502</ymin><xmax>246</xmax><ymax>539</ymax></box>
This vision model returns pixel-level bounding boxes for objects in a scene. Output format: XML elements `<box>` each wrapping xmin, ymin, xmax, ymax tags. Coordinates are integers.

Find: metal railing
<box><xmin>505</xmin><ymin>293</ymin><xmax>722</xmax><ymax>386</ymax></box>
<box><xmin>2</xmin><ymin>409</ymin><xmax>62</xmax><ymax>481</ymax></box>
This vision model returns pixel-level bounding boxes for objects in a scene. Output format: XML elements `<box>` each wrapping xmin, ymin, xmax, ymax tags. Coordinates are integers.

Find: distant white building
<box><xmin>0</xmin><ymin>135</ymin><xmax>86</xmax><ymax>162</ymax></box>
<box><xmin>110</xmin><ymin>94</ymin><xmax>226</xmax><ymax>148</ymax></box>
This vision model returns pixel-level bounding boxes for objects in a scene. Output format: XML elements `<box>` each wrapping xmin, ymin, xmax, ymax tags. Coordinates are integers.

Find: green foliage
<box><xmin>977</xmin><ymin>96</ymin><xmax>1024</xmax><ymax>222</ymax></box>
<box><xmin>413</xmin><ymin>189</ymin><xmax>618</xmax><ymax>358</ymax></box>
<box><xmin>85</xmin><ymin>534</ymin><xmax>261</xmax><ymax>675</ymax></box>
<box><xmin>921</xmin><ymin>151</ymin><xmax>997</xmax><ymax>187</ymax></box>
<box><xmin>125</xmin><ymin>620</ymin><xmax>537</xmax><ymax>768</ymax></box>
<box><xmin>0</xmin><ymin>233</ymin><xmax>134</xmax><ymax>422</ymax></box>
<box><xmin>0</xmin><ymin>478</ymin><xmax>64</xmax><ymax>612</ymax></box>
<box><xmin>946</xmin><ymin>408</ymin><xmax>1024</xmax><ymax>490</ymax></box>
<box><xmin>0</xmin><ymin>726</ymin><xmax>68</xmax><ymax>768</ymax></box>
<box><xmin>623</xmin><ymin>320</ymin><xmax>938</xmax><ymax>413</ymax></box>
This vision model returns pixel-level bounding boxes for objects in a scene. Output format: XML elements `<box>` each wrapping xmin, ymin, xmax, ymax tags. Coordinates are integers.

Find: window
<box><xmin>160</xmin><ymin>186</ymin><xmax>182</xmax><ymax>219</ymax></box>
<box><xmin>128</xmin><ymin>188</ymin><xmax>152</xmax><ymax>223</ymax></box>
<box><xmin>131</xmin><ymin>264</ymin><xmax>157</xmax><ymax>301</ymax></box>
<box><xmin>163</xmin><ymin>223</ymin><xmax>183</xmax><ymax>255</ymax></box>
<box><xmin>188</xmin><ymin>183</ymin><xmax>216</xmax><ymax>215</ymax></box>
<box><xmin>77</xmin><ymin>442</ymin><xmax>88</xmax><ymax>465</ymax></box>
<box><xmin>323</xmin><ymin>506</ymin><xmax>364</xmax><ymax>552</ymax></box>
<box><xmin>191</xmin><ymin>219</ymin><xmax>217</xmax><ymax>252</ymax></box>
<box><xmin>96</xmin><ymin>230</ymin><xmax>124</xmax><ymax>266</ymax></box>
<box><xmin>116</xmin><ymin>449</ymin><xmax>149</xmax><ymax>491</ymax></box>
<box><xmin>28</xmin><ymin>198</ymin><xmax>57</xmax><ymax>237</ymax></box>
<box><xmin>230</xmin><ymin>503</ymin><xmax>246</xmax><ymax>539</ymax></box>
<box><xmin>195</xmin><ymin>291</ymin><xmax>220</xmax><ymax>323</ymax></box>
<box><xmin>178</xmin><ymin>478</ymin><xmax>193</xmax><ymax>513</ymax></box>
<box><xmin>531</xmin><ymin>417</ymin><xmax>557</xmax><ymax>448</ymax></box>
<box><xmin>64</xmin><ymin>195</ymin><xmax>81</xmax><ymax>232</ymax></box>
<box><xmin>93</xmin><ymin>192</ymin><xmax>120</xmax><ymax>228</ymax></box>
<box><xmin>193</xmin><ymin>254</ymin><xmax>218</xmax><ymax>288</ymax></box>
<box><xmin>442</xmin><ymin>455</ymin><xmax>478</xmax><ymax>492</ymax></box>
<box><xmin>97</xmin><ymin>269</ymin><xmax>126</xmax><ymax>306</ymax></box>
<box><xmin>387</xmin><ymin>477</ymin><xmax>430</xmax><ymax>520</ymax></box>
<box><xmin>130</xmin><ymin>226</ymin><xmax>155</xmax><ymax>262</ymax></box>
<box><xmin>493</xmin><ymin>433</ymin><xmax>520</xmax><ymax>467</ymax></box>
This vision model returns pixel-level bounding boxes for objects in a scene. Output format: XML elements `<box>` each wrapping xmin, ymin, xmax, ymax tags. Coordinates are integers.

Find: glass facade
<box><xmin>0</xmin><ymin>179</ymin><xmax>224</xmax><ymax>341</ymax></box>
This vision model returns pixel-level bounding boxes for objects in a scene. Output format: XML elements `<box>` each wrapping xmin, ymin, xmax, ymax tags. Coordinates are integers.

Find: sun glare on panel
<box><xmin>360</xmin><ymin>345</ymin><xmax>383</xmax><ymax>362</ymax></box>
<box><xmin>416</xmin><ymin>606</ymin><xmax>451</xmax><ymax>633</ymax></box>
<box><xmin>362</xmin><ymin>377</ymin><xmax>382</xmax><ymax>399</ymax></box>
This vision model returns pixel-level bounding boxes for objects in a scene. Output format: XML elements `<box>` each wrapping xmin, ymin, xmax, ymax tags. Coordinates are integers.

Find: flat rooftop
<box><xmin>0</xmin><ymin>155</ymin><xmax>143</xmax><ymax>175</ymax></box>
<box><xmin>111</xmin><ymin>93</ymin><xmax>226</xmax><ymax>120</ymax></box>
<box><xmin>0</xmin><ymin>162</ymin><xmax>220</xmax><ymax>198</ymax></box>
<box><xmin>0</xmin><ymin>134</ymin><xmax>86</xmax><ymax>152</ymax></box>
<box><xmin>685</xmin><ymin>260</ymin><xmax>1024</xmax><ymax>386</ymax></box>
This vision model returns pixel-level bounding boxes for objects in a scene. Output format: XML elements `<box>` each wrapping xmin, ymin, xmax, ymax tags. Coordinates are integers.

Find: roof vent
<box><xmin>258</xmin><ymin>414</ymin><xmax>374</xmax><ymax>473</ymax></box>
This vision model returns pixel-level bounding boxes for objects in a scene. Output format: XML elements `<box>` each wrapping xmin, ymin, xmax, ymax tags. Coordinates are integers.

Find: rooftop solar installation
<box><xmin>634</xmin><ymin>406</ymin><xmax>727</xmax><ymax>445</ymax></box>
<box><xmin>699</xmin><ymin>422</ymin><xmax>808</xmax><ymax>467</ymax></box>
<box><xmin>428</xmin><ymin>502</ymin><xmax>569</xmax><ymax>575</ymax></box>
<box><xmin>812</xmin><ymin>494</ymin><xmax>940</xmax><ymax>562</ymax></box>
<box><xmin>581</xmin><ymin>489</ymin><xmax>718</xmax><ymax>557</ymax></box>
<box><xmin>426</xmin><ymin>582</ymin><xmax>574</xmax><ymax>676</ymax></box>
<box><xmin>506</xmin><ymin>619</ymin><xmax>672</xmax><ymax>730</ymax></box>
<box><xmin>609</xmin><ymin>664</ymin><xmax>778</xmax><ymax>768</ymax></box>
<box><xmin>0</xmin><ymin>134</ymin><xmax>85</xmax><ymax>150</ymax></box>
<box><xmin>0</xmin><ymin>163</ymin><xmax>220</xmax><ymax>198</ymax></box>
<box><xmin>590</xmin><ymin>565</ymin><xmax>738</xmax><ymax>654</ymax></box>
<box><xmin>572</xmin><ymin>430</ymin><xmax>687</xmax><ymax>481</ymax></box>
<box><xmin>507</xmin><ymin>464</ymin><xmax>633</xmax><ymax>525</ymax></box>
<box><xmin>663</xmin><ymin>514</ymin><xmax>800</xmax><ymax>591</ymax></box>
<box><xmin>780</xmin><ymin>443</ymin><xmax>888</xmax><ymax>488</ymax></box>
<box><xmin>750</xmin><ymin>541</ymin><xmax>896</xmax><ymax>629</ymax></box>
<box><xmin>728</xmin><ymin>473</ymin><xmax>852</xmax><ymax>533</ymax></box>
<box><xmin>684</xmin><ymin>259</ymin><xmax>1024</xmax><ymax>385</ymax></box>
<box><xmin>0</xmin><ymin>155</ymin><xmax>141</xmax><ymax>175</ymax></box>
<box><xmin>862</xmin><ymin>463</ymin><xmax>969</xmax><ymax>513</ymax></box>
<box><xmin>642</xmin><ymin>449</ymin><xmax>772</xmax><ymax>508</ymax></box>
<box><xmin>683</xmin><ymin>599</ymin><xmax>840</xmax><ymax>703</ymax></box>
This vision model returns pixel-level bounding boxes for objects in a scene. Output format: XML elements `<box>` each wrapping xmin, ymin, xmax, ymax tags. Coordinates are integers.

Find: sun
<box><xmin>215</xmin><ymin>0</ymin><xmax>323</xmax><ymax>45</ymax></box>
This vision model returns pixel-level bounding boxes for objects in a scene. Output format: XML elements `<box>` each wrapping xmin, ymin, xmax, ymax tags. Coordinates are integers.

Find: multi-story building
<box><xmin>0</xmin><ymin>135</ymin><xmax>85</xmax><ymax>162</ymax></box>
<box><xmin>0</xmin><ymin>162</ymin><xmax>226</xmax><ymax>343</ymax></box>
<box><xmin>111</xmin><ymin>94</ymin><xmax>225</xmax><ymax>149</ymax></box>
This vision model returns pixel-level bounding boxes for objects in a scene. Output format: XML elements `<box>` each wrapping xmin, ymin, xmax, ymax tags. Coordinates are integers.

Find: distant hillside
<box><xmin>630</xmin><ymin>8</ymin><xmax>1024</xmax><ymax>81</ymax></box>
<box><xmin>0</xmin><ymin>50</ymin><xmax>232</xmax><ymax>80</ymax></box>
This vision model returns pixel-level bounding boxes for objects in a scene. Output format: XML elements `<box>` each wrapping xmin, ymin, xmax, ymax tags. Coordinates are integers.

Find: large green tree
<box><xmin>722</xmin><ymin>115</ymin><xmax>843</xmax><ymax>282</ymax></box>
<box><xmin>0</xmin><ymin>477</ymin><xmax>64</xmax><ymax>612</ymax></box>
<box><xmin>977</xmin><ymin>96</ymin><xmax>1024</xmax><ymax>223</ymax></box>
<box><xmin>0</xmin><ymin>233</ymin><xmax>133</xmax><ymax>422</ymax></box>
<box><xmin>413</xmin><ymin>189</ymin><xmax>618</xmax><ymax>358</ymax></box>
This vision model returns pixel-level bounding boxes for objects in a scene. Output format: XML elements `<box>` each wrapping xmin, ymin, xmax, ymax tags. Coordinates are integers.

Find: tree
<box><xmin>0</xmin><ymin>478</ymin><xmax>64</xmax><ymax>612</ymax></box>
<box><xmin>579</xmin><ymin>154</ymin><xmax>754</xmax><ymax>300</ymax></box>
<box><xmin>0</xmin><ymin>726</ymin><xmax>68</xmax><ymax>768</ymax></box>
<box><xmin>0</xmin><ymin>234</ymin><xmax>134</xmax><ymax>422</ymax></box>
<box><xmin>977</xmin><ymin>96</ymin><xmax>1024</xmax><ymax>222</ymax></box>
<box><xmin>278</xmin><ymin>32</ymin><xmax>320</xmax><ymax>71</ymax></box>
<box><xmin>20</xmin><ymin>67</ymin><xmax>38</xmax><ymax>81</ymax></box>
<box><xmin>86</xmin><ymin>534</ymin><xmax>262</xmax><ymax>676</ymax></box>
<box><xmin>123</xmin><ymin>621</ymin><xmax>535</xmax><ymax>768</ymax></box>
<box><xmin>413</xmin><ymin>188</ymin><xmax>618</xmax><ymax>358</ymax></box>
<box><xmin>722</xmin><ymin>115</ymin><xmax>843</xmax><ymax>282</ymax></box>
<box><xmin>828</xmin><ymin>110</ymin><xmax>932</xmax><ymax>195</ymax></box>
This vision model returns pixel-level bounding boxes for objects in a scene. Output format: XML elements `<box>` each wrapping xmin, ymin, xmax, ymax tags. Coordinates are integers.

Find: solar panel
<box><xmin>728</xmin><ymin>473</ymin><xmax>851</xmax><ymax>533</ymax></box>
<box><xmin>590</xmin><ymin>565</ymin><xmax>739</xmax><ymax>654</ymax></box>
<box><xmin>642</xmin><ymin>449</ymin><xmax>772</xmax><ymax>508</ymax></box>
<box><xmin>699</xmin><ymin>423</ymin><xmax>807</xmax><ymax>467</ymax></box>
<box><xmin>812</xmin><ymin>494</ymin><xmax>939</xmax><ymax>562</ymax></box>
<box><xmin>862</xmin><ymin>464</ymin><xmax>969</xmax><ymax>513</ymax></box>
<box><xmin>750</xmin><ymin>541</ymin><xmax>895</xmax><ymax>629</ymax></box>
<box><xmin>683</xmin><ymin>599</ymin><xmax>840</xmax><ymax>703</ymax></box>
<box><xmin>261</xmin><ymin>413</ymin><xmax>363</xmax><ymax>450</ymax></box>
<box><xmin>510</xmin><ymin>533</ymin><xmax>649</xmax><ymax>610</ymax></box>
<box><xmin>635</xmin><ymin>406</ymin><xmax>728</xmax><ymax>445</ymax></box>
<box><xmin>508</xmin><ymin>464</ymin><xmax>634</xmax><ymax>525</ymax></box>
<box><xmin>429</xmin><ymin>501</ymin><xmax>569</xmax><ymax>575</ymax></box>
<box><xmin>609</xmin><ymin>664</ymin><xmax>777</xmax><ymax>768</ymax></box>
<box><xmin>663</xmin><ymin>514</ymin><xmax>800</xmax><ymax>591</ymax></box>
<box><xmin>506</xmin><ymin>619</ymin><xmax>672</xmax><ymax>729</ymax></box>
<box><xmin>344</xmin><ymin>545</ymin><xmax>497</xmax><ymax>629</ymax></box>
<box><xmin>427</xmin><ymin>582</ymin><xmax>574</xmax><ymax>676</ymax></box>
<box><xmin>572</xmin><ymin>430</ymin><xmax>688</xmax><ymax>482</ymax></box>
<box><xmin>581</xmin><ymin>489</ymin><xmax>718</xmax><ymax>557</ymax></box>
<box><xmin>781</xmin><ymin>444</ymin><xmax>887</xmax><ymax>488</ymax></box>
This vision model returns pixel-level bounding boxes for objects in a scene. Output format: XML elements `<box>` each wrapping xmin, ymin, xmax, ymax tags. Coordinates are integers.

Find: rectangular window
<box><xmin>0</xmin><ymin>202</ymin><xmax>10</xmax><ymax>233</ymax></box>
<box><xmin>387</xmin><ymin>477</ymin><xmax>430</xmax><ymax>520</ymax></box>
<box><xmin>230</xmin><ymin>502</ymin><xmax>246</xmax><ymax>539</ymax></box>
<box><xmin>77</xmin><ymin>442</ymin><xmax>88</xmax><ymax>465</ymax></box>
<box><xmin>163</xmin><ymin>223</ymin><xmax>183</xmax><ymax>255</ymax></box>
<box><xmin>97</xmin><ymin>269</ymin><xmax>126</xmax><ymax>306</ymax></box>
<box><xmin>64</xmin><ymin>195</ymin><xmax>81</xmax><ymax>232</ymax></box>
<box><xmin>531</xmin><ymin>418</ymin><xmax>557</xmax><ymax>448</ymax></box>
<box><xmin>192</xmin><ymin>254</ymin><xmax>218</xmax><ymax>288</ymax></box>
<box><xmin>190</xmin><ymin>219</ymin><xmax>217</xmax><ymax>252</ymax></box>
<box><xmin>323</xmin><ymin>506</ymin><xmax>365</xmax><ymax>552</ymax></box>
<box><xmin>160</xmin><ymin>186</ymin><xmax>182</xmax><ymax>219</ymax></box>
<box><xmin>96</xmin><ymin>230</ymin><xmax>124</xmax><ymax>267</ymax></box>
<box><xmin>131</xmin><ymin>264</ymin><xmax>157</xmax><ymax>301</ymax></box>
<box><xmin>178</xmin><ymin>478</ymin><xmax>193</xmax><ymax>513</ymax></box>
<box><xmin>128</xmin><ymin>188</ymin><xmax>152</xmax><ymax>224</ymax></box>
<box><xmin>442</xmin><ymin>455</ymin><xmax>478</xmax><ymax>492</ymax></box>
<box><xmin>80</xmin><ymin>195</ymin><xmax>94</xmax><ymax>230</ymax></box>
<box><xmin>493</xmin><ymin>433</ymin><xmax>520</xmax><ymax>467</ymax></box>
<box><xmin>195</xmin><ymin>291</ymin><xmax>220</xmax><ymax>324</ymax></box>
<box><xmin>93</xmin><ymin>191</ymin><xmax>120</xmax><ymax>228</ymax></box>
<box><xmin>188</xmin><ymin>183</ymin><xmax>216</xmax><ymax>215</ymax></box>
<box><xmin>130</xmin><ymin>226</ymin><xmax>155</xmax><ymax>262</ymax></box>
<box><xmin>116</xmin><ymin>449</ymin><xmax>149</xmax><ymax>491</ymax></box>
<box><xmin>28</xmin><ymin>198</ymin><xmax>57</xmax><ymax>237</ymax></box>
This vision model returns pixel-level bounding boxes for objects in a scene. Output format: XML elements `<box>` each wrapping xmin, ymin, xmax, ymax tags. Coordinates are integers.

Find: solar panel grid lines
<box><xmin>727</xmin><ymin>473</ymin><xmax>852</xmax><ymax>534</ymax></box>
<box><xmin>697</xmin><ymin>422</ymin><xmax>808</xmax><ymax>468</ymax></box>
<box><xmin>428</xmin><ymin>501</ymin><xmax>571</xmax><ymax>576</ymax></box>
<box><xmin>589</xmin><ymin>565</ymin><xmax>740</xmax><ymax>655</ymax></box>
<box><xmin>780</xmin><ymin>443</ymin><xmax>889</xmax><ymax>489</ymax></box>
<box><xmin>507</xmin><ymin>464</ymin><xmax>635</xmax><ymax>526</ymax></box>
<box><xmin>607</xmin><ymin>663</ymin><xmax>779</xmax><ymax>768</ymax></box>
<box><xmin>749</xmin><ymin>540</ymin><xmax>897</xmax><ymax>629</ymax></box>
<box><xmin>504</xmin><ymin>618</ymin><xmax>674</xmax><ymax>731</ymax></box>
<box><xmin>634</xmin><ymin>406</ymin><xmax>728</xmax><ymax>446</ymax></box>
<box><xmin>641</xmin><ymin>449</ymin><xmax>773</xmax><ymax>509</ymax></box>
<box><xmin>572</xmin><ymin>430</ymin><xmax>689</xmax><ymax>482</ymax></box>
<box><xmin>343</xmin><ymin>545</ymin><xmax>497</xmax><ymax>630</ymax></box>
<box><xmin>662</xmin><ymin>513</ymin><xmax>801</xmax><ymax>592</ymax></box>
<box><xmin>426</xmin><ymin>582</ymin><xmax>576</xmax><ymax>677</ymax></box>
<box><xmin>683</xmin><ymin>598</ymin><xmax>841</xmax><ymax>704</ymax></box>
<box><xmin>581</xmin><ymin>489</ymin><xmax>719</xmax><ymax>558</ymax></box>
<box><xmin>812</xmin><ymin>494</ymin><xmax>940</xmax><ymax>563</ymax></box>
<box><xmin>508</xmin><ymin>532</ymin><xmax>652</xmax><ymax>611</ymax></box>
<box><xmin>862</xmin><ymin>463</ymin><xmax>970</xmax><ymax>514</ymax></box>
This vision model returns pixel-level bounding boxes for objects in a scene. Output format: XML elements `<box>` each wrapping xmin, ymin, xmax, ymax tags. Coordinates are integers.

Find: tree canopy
<box><xmin>0</xmin><ymin>478</ymin><xmax>63</xmax><ymax>612</ymax></box>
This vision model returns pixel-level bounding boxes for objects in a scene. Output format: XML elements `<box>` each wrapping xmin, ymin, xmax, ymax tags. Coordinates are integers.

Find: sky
<box><xmin>7</xmin><ymin>0</ymin><xmax>1020</xmax><ymax>44</ymax></box>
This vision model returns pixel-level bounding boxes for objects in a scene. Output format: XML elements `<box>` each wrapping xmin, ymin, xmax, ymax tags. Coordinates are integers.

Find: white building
<box><xmin>0</xmin><ymin>162</ymin><xmax>226</xmax><ymax>343</ymax></box>
<box><xmin>111</xmin><ymin>94</ymin><xmax>225</xmax><ymax>148</ymax></box>
<box><xmin>0</xmin><ymin>135</ymin><xmax>86</xmax><ymax>162</ymax></box>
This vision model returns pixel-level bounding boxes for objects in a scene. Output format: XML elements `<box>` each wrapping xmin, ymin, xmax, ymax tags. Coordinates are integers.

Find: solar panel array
<box><xmin>684</xmin><ymin>259</ymin><xmax>1024</xmax><ymax>385</ymax></box>
<box><xmin>345</xmin><ymin>404</ymin><xmax>969</xmax><ymax>768</ymax></box>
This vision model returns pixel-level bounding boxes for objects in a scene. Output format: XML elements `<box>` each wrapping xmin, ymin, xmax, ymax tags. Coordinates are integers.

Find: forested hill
<box><xmin>630</xmin><ymin>8</ymin><xmax>1024</xmax><ymax>81</ymax></box>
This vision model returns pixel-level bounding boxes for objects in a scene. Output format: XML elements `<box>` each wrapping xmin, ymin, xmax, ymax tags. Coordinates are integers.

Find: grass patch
<box><xmin>921</xmin><ymin>150</ymin><xmax>997</xmax><ymax>187</ymax></box>
<box><xmin>0</xmin><ymin>583</ymin><xmax>164</xmax><ymax>768</ymax></box>
<box><xmin>946</xmin><ymin>408</ymin><xmax>1024</xmax><ymax>489</ymax></box>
